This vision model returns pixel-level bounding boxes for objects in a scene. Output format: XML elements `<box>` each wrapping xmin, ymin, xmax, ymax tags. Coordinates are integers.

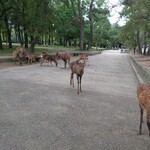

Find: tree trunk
<box><xmin>69</xmin><ymin>41</ymin><xmax>71</xmax><ymax>46</ymax></box>
<box><xmin>59</xmin><ymin>38</ymin><xmax>63</xmax><ymax>45</ymax></box>
<box><xmin>147</xmin><ymin>47</ymin><xmax>150</xmax><ymax>56</ymax></box>
<box><xmin>63</xmin><ymin>36</ymin><xmax>67</xmax><ymax>47</ymax></box>
<box><xmin>17</xmin><ymin>26</ymin><xmax>23</xmax><ymax>46</ymax></box>
<box><xmin>24</xmin><ymin>26</ymin><xmax>28</xmax><ymax>48</ymax></box>
<box><xmin>77</xmin><ymin>0</ymin><xmax>84</xmax><ymax>51</ymax></box>
<box><xmin>0</xmin><ymin>28</ymin><xmax>3</xmax><ymax>50</ymax></box>
<box><xmin>48</xmin><ymin>35</ymin><xmax>51</xmax><ymax>45</ymax></box>
<box><xmin>30</xmin><ymin>36</ymin><xmax>38</xmax><ymax>53</ymax></box>
<box><xmin>136</xmin><ymin>29</ymin><xmax>142</xmax><ymax>54</ymax></box>
<box><xmin>4</xmin><ymin>13</ymin><xmax>12</xmax><ymax>48</ymax></box>
<box><xmin>87</xmin><ymin>0</ymin><xmax>94</xmax><ymax>50</ymax></box>
<box><xmin>143</xmin><ymin>31</ymin><xmax>147</xmax><ymax>55</ymax></box>
<box><xmin>74</xmin><ymin>40</ymin><xmax>77</xmax><ymax>47</ymax></box>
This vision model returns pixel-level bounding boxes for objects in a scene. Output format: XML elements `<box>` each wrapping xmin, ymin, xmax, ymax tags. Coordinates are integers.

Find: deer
<box><xmin>12</xmin><ymin>47</ymin><xmax>27</xmax><ymax>66</ymax></box>
<box><xmin>79</xmin><ymin>53</ymin><xmax>89</xmax><ymax>66</ymax></box>
<box><xmin>27</xmin><ymin>53</ymin><xmax>36</xmax><ymax>64</ymax></box>
<box><xmin>40</xmin><ymin>52</ymin><xmax>58</xmax><ymax>67</ymax></box>
<box><xmin>70</xmin><ymin>59</ymin><xmax>85</xmax><ymax>94</ymax></box>
<box><xmin>56</xmin><ymin>51</ymin><xmax>70</xmax><ymax>68</ymax></box>
<box><xmin>137</xmin><ymin>83</ymin><xmax>150</xmax><ymax>138</ymax></box>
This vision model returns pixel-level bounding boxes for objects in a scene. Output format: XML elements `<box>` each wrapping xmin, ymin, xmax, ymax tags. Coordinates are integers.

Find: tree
<box><xmin>120</xmin><ymin>0</ymin><xmax>150</xmax><ymax>55</ymax></box>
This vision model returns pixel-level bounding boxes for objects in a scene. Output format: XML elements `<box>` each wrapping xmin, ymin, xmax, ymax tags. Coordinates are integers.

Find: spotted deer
<box><xmin>27</xmin><ymin>53</ymin><xmax>36</xmax><ymax>64</ymax></box>
<box><xmin>12</xmin><ymin>47</ymin><xmax>27</xmax><ymax>65</ymax></box>
<box><xmin>137</xmin><ymin>83</ymin><xmax>150</xmax><ymax>138</ymax></box>
<box><xmin>70</xmin><ymin>60</ymin><xmax>84</xmax><ymax>94</ymax></box>
<box><xmin>56</xmin><ymin>51</ymin><xmax>70</xmax><ymax>68</ymax></box>
<box><xmin>40</xmin><ymin>52</ymin><xmax>58</xmax><ymax>67</ymax></box>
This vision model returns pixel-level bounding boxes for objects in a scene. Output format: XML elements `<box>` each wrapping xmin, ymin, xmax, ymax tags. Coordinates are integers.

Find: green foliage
<box><xmin>93</xmin><ymin>17</ymin><xmax>112</xmax><ymax>47</ymax></box>
<box><xmin>0</xmin><ymin>0</ymin><xmax>123</xmax><ymax>51</ymax></box>
<box><xmin>120</xmin><ymin>0</ymin><xmax>150</xmax><ymax>52</ymax></box>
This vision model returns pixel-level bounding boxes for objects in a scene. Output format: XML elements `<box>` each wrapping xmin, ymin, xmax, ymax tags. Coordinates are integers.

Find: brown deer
<box><xmin>27</xmin><ymin>53</ymin><xmax>36</xmax><ymax>64</ymax></box>
<box><xmin>56</xmin><ymin>51</ymin><xmax>70</xmax><ymax>68</ymax></box>
<box><xmin>70</xmin><ymin>60</ymin><xmax>84</xmax><ymax>94</ymax></box>
<box><xmin>79</xmin><ymin>53</ymin><xmax>89</xmax><ymax>66</ymax></box>
<box><xmin>137</xmin><ymin>83</ymin><xmax>150</xmax><ymax>138</ymax></box>
<box><xmin>40</xmin><ymin>52</ymin><xmax>58</xmax><ymax>67</ymax></box>
<box><xmin>12</xmin><ymin>47</ymin><xmax>27</xmax><ymax>65</ymax></box>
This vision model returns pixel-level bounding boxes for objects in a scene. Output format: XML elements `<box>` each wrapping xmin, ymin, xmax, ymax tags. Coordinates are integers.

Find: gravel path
<box><xmin>0</xmin><ymin>50</ymin><xmax>149</xmax><ymax>150</ymax></box>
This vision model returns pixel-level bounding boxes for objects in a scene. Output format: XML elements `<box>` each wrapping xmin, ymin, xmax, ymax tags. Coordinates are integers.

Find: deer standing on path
<box><xmin>137</xmin><ymin>83</ymin><xmax>150</xmax><ymax>138</ymax></box>
<box><xmin>70</xmin><ymin>60</ymin><xmax>84</xmax><ymax>94</ymax></box>
<box><xmin>12</xmin><ymin>47</ymin><xmax>27</xmax><ymax>66</ymax></box>
<box><xmin>40</xmin><ymin>52</ymin><xmax>58</xmax><ymax>67</ymax></box>
<box><xmin>56</xmin><ymin>51</ymin><xmax>70</xmax><ymax>68</ymax></box>
<box><xmin>27</xmin><ymin>53</ymin><xmax>36</xmax><ymax>64</ymax></box>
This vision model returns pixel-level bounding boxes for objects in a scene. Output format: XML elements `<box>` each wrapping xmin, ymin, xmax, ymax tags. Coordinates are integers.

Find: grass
<box><xmin>0</xmin><ymin>43</ymin><xmax>99</xmax><ymax>55</ymax></box>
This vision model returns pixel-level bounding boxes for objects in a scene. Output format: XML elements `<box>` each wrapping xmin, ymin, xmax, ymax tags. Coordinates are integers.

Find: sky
<box><xmin>107</xmin><ymin>0</ymin><xmax>126</xmax><ymax>26</ymax></box>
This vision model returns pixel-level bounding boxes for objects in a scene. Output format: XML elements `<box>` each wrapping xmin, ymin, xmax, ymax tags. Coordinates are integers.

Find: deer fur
<box><xmin>56</xmin><ymin>51</ymin><xmax>70</xmax><ymax>68</ymax></box>
<box><xmin>27</xmin><ymin>53</ymin><xmax>36</xmax><ymax>64</ymax></box>
<box><xmin>137</xmin><ymin>83</ymin><xmax>150</xmax><ymax>138</ymax></box>
<box><xmin>12</xmin><ymin>47</ymin><xmax>27</xmax><ymax>66</ymax></box>
<box><xmin>70</xmin><ymin>60</ymin><xmax>84</xmax><ymax>94</ymax></box>
<box><xmin>40</xmin><ymin>52</ymin><xmax>58</xmax><ymax>67</ymax></box>
<box><xmin>79</xmin><ymin>53</ymin><xmax>89</xmax><ymax>66</ymax></box>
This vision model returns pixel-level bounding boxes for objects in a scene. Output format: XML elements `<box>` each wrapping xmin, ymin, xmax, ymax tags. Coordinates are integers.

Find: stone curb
<box><xmin>129</xmin><ymin>55</ymin><xmax>150</xmax><ymax>83</ymax></box>
<box><xmin>0</xmin><ymin>57</ymin><xmax>14</xmax><ymax>62</ymax></box>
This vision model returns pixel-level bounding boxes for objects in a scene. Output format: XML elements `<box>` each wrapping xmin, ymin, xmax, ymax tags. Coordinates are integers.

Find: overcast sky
<box><xmin>107</xmin><ymin>0</ymin><xmax>125</xmax><ymax>26</ymax></box>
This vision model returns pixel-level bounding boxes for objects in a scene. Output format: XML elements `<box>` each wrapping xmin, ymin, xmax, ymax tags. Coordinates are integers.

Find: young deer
<box><xmin>137</xmin><ymin>83</ymin><xmax>150</xmax><ymax>138</ymax></box>
<box><xmin>56</xmin><ymin>51</ymin><xmax>70</xmax><ymax>68</ymax></box>
<box><xmin>70</xmin><ymin>60</ymin><xmax>84</xmax><ymax>94</ymax></box>
<box><xmin>12</xmin><ymin>47</ymin><xmax>27</xmax><ymax>65</ymax></box>
<box><xmin>40</xmin><ymin>52</ymin><xmax>58</xmax><ymax>67</ymax></box>
<box><xmin>79</xmin><ymin>53</ymin><xmax>89</xmax><ymax>66</ymax></box>
<box><xmin>27</xmin><ymin>53</ymin><xmax>36</xmax><ymax>64</ymax></box>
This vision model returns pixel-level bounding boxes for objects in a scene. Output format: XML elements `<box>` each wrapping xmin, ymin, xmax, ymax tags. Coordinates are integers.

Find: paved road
<box><xmin>0</xmin><ymin>50</ymin><xmax>149</xmax><ymax>150</ymax></box>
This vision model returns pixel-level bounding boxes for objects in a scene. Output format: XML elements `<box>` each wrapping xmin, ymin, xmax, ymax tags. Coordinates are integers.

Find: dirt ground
<box><xmin>130</xmin><ymin>53</ymin><xmax>150</xmax><ymax>69</ymax></box>
<box><xmin>0</xmin><ymin>61</ymin><xmax>40</xmax><ymax>70</ymax></box>
<box><xmin>0</xmin><ymin>62</ymin><xmax>19</xmax><ymax>70</ymax></box>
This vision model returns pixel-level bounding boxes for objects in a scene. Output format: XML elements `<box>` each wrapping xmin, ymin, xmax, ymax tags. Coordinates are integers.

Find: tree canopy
<box><xmin>118</xmin><ymin>0</ymin><xmax>150</xmax><ymax>55</ymax></box>
<box><xmin>2</xmin><ymin>0</ymin><xmax>149</xmax><ymax>54</ymax></box>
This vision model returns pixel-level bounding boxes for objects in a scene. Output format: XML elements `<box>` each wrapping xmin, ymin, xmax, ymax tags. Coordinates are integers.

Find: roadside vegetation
<box><xmin>118</xmin><ymin>0</ymin><xmax>150</xmax><ymax>55</ymax></box>
<box><xmin>0</xmin><ymin>0</ymin><xmax>119</xmax><ymax>55</ymax></box>
<box><xmin>0</xmin><ymin>0</ymin><xmax>150</xmax><ymax>56</ymax></box>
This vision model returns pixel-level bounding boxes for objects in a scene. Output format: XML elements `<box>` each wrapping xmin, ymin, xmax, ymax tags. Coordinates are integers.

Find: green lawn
<box><xmin>0</xmin><ymin>43</ymin><xmax>98</xmax><ymax>55</ymax></box>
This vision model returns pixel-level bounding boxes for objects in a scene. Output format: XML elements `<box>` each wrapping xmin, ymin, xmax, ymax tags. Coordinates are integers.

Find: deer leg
<box><xmin>73</xmin><ymin>74</ymin><xmax>74</xmax><ymax>87</ymax></box>
<box><xmin>50</xmin><ymin>61</ymin><xmax>52</xmax><ymax>66</ymax></box>
<box><xmin>147</xmin><ymin>122</ymin><xmax>150</xmax><ymax>138</ymax></box>
<box><xmin>70</xmin><ymin>72</ymin><xmax>73</xmax><ymax>85</ymax></box>
<box><xmin>14</xmin><ymin>58</ymin><xmax>16</xmax><ymax>64</ymax></box>
<box><xmin>147</xmin><ymin>111</ymin><xmax>150</xmax><ymax>138</ymax></box>
<box><xmin>77</xmin><ymin>75</ymin><xmax>79</xmax><ymax>94</ymax></box>
<box><xmin>20</xmin><ymin>59</ymin><xmax>22</xmax><ymax>66</ymax></box>
<box><xmin>55</xmin><ymin>60</ymin><xmax>58</xmax><ymax>67</ymax></box>
<box><xmin>80</xmin><ymin>76</ymin><xmax>82</xmax><ymax>92</ymax></box>
<box><xmin>139</xmin><ymin>105</ymin><xmax>144</xmax><ymax>135</ymax></box>
<box><xmin>40</xmin><ymin>61</ymin><xmax>43</xmax><ymax>66</ymax></box>
<box><xmin>64</xmin><ymin>60</ymin><xmax>67</xmax><ymax>68</ymax></box>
